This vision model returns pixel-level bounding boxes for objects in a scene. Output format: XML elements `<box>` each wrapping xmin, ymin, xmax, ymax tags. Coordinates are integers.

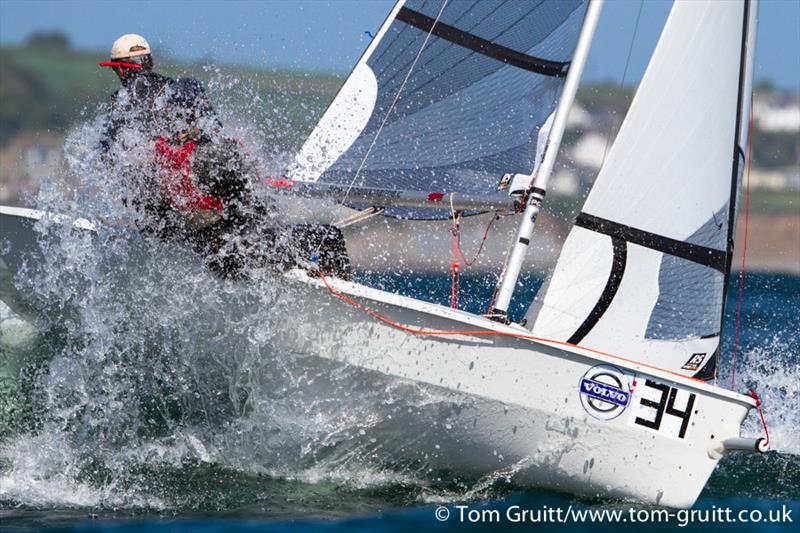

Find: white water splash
<box><xmin>737</xmin><ymin>334</ymin><xmax>800</xmax><ymax>456</ymax></box>
<box><xmin>0</xmin><ymin>68</ymin><xmax>448</xmax><ymax>510</ymax></box>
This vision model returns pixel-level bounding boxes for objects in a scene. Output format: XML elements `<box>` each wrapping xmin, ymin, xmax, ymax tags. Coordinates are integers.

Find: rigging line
<box><xmin>485</xmin><ymin>280</ymin><xmax>500</xmax><ymax>315</ymax></box>
<box><xmin>748</xmin><ymin>389</ymin><xmax>770</xmax><ymax>448</ymax></box>
<box><xmin>448</xmin><ymin>196</ymin><xmax>499</xmax><ymax>307</ymax></box>
<box><xmin>599</xmin><ymin>0</ymin><xmax>644</xmax><ymax>167</ymax></box>
<box><xmin>731</xmin><ymin>95</ymin><xmax>754</xmax><ymax>390</ymax></box>
<box><xmin>721</xmin><ymin>0</ymin><xmax>752</xmax><ymax>387</ymax></box>
<box><xmin>458</xmin><ymin>213</ymin><xmax>500</xmax><ymax>267</ymax></box>
<box><xmin>450</xmin><ymin>193</ymin><xmax>461</xmax><ymax>308</ymax></box>
<box><xmin>312</xmin><ymin>0</ymin><xmax>451</xmax><ymax>259</ymax></box>
<box><xmin>450</xmin><ymin>193</ymin><xmax>497</xmax><ymax>311</ymax></box>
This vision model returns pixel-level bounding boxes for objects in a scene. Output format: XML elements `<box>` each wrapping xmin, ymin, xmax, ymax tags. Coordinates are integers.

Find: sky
<box><xmin>1</xmin><ymin>0</ymin><xmax>798</xmax><ymax>89</ymax></box>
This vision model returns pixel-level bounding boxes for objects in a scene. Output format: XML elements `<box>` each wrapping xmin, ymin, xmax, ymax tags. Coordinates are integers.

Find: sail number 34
<box><xmin>633</xmin><ymin>380</ymin><xmax>696</xmax><ymax>439</ymax></box>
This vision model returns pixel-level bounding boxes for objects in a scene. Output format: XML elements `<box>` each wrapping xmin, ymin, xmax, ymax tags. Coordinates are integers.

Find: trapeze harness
<box><xmin>154</xmin><ymin>137</ymin><xmax>223</xmax><ymax>213</ymax></box>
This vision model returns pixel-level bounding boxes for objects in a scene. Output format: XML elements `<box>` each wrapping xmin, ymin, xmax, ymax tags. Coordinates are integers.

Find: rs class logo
<box><xmin>579</xmin><ymin>365</ymin><xmax>633</xmax><ymax>420</ymax></box>
<box><xmin>681</xmin><ymin>353</ymin><xmax>706</xmax><ymax>371</ymax></box>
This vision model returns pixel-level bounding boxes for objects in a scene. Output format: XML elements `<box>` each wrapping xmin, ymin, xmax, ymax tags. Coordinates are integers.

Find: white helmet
<box><xmin>110</xmin><ymin>34</ymin><xmax>151</xmax><ymax>60</ymax></box>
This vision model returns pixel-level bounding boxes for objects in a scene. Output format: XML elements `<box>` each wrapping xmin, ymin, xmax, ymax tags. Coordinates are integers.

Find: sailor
<box><xmin>94</xmin><ymin>36</ymin><xmax>259</xmax><ymax>277</ymax></box>
<box><xmin>98</xmin><ymin>34</ymin><xmax>174</xmax><ymax>152</ymax></box>
<box><xmin>151</xmin><ymin>78</ymin><xmax>270</xmax><ymax>278</ymax></box>
<box><xmin>96</xmin><ymin>36</ymin><xmax>351</xmax><ymax>280</ymax></box>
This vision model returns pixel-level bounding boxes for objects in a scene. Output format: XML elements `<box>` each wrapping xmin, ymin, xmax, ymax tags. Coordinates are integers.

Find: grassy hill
<box><xmin>4</xmin><ymin>41</ymin><xmax>799</xmax><ymax>164</ymax></box>
<box><xmin>0</xmin><ymin>43</ymin><xmax>343</xmax><ymax>150</ymax></box>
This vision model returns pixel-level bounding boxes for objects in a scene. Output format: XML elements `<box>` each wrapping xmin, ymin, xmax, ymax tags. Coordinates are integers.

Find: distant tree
<box><xmin>755</xmin><ymin>79</ymin><xmax>777</xmax><ymax>94</ymax></box>
<box><xmin>0</xmin><ymin>52</ymin><xmax>49</xmax><ymax>146</ymax></box>
<box><xmin>26</xmin><ymin>32</ymin><xmax>70</xmax><ymax>49</ymax></box>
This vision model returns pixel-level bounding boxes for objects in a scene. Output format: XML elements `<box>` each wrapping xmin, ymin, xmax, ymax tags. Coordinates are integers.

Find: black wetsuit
<box><xmin>101</xmin><ymin>71</ymin><xmax>174</xmax><ymax>152</ymax></box>
<box><xmin>151</xmin><ymin>133</ymin><xmax>351</xmax><ymax>280</ymax></box>
<box><xmin>180</xmin><ymin>134</ymin><xmax>269</xmax><ymax>278</ymax></box>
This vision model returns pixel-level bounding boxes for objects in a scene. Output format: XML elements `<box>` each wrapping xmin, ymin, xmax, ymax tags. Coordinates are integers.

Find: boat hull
<box><xmin>275</xmin><ymin>271</ymin><xmax>755</xmax><ymax>508</ymax></box>
<box><xmin>0</xmin><ymin>205</ymin><xmax>756</xmax><ymax>507</ymax></box>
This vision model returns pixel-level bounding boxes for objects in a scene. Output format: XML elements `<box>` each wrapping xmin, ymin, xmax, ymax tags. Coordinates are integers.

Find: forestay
<box><xmin>286</xmin><ymin>0</ymin><xmax>589</xmax><ymax>210</ymax></box>
<box><xmin>525</xmin><ymin>0</ymin><xmax>757</xmax><ymax>379</ymax></box>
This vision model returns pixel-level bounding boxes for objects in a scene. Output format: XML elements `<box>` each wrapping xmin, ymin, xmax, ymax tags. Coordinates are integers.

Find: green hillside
<box><xmin>0</xmin><ymin>43</ymin><xmax>343</xmax><ymax>149</ymax></box>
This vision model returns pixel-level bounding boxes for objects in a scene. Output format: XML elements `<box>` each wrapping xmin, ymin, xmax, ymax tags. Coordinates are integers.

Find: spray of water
<box><xmin>0</xmin><ymin>69</ymin><xmax>471</xmax><ymax>511</ymax></box>
<box><xmin>738</xmin><ymin>334</ymin><xmax>800</xmax><ymax>456</ymax></box>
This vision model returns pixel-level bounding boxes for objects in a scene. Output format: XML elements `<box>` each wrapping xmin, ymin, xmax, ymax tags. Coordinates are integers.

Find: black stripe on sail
<box><xmin>395</xmin><ymin>7</ymin><xmax>570</xmax><ymax>77</ymax></box>
<box><xmin>575</xmin><ymin>213</ymin><xmax>727</xmax><ymax>273</ymax></box>
<box><xmin>568</xmin><ymin>237</ymin><xmax>627</xmax><ymax>345</ymax></box>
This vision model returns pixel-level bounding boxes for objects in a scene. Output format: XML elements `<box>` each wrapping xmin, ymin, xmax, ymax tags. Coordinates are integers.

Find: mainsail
<box><xmin>286</xmin><ymin>0</ymin><xmax>589</xmax><ymax>212</ymax></box>
<box><xmin>525</xmin><ymin>0</ymin><xmax>758</xmax><ymax>379</ymax></box>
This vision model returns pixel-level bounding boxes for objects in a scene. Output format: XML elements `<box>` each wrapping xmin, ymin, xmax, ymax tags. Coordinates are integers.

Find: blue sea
<box><xmin>0</xmin><ymin>269</ymin><xmax>797</xmax><ymax>532</ymax></box>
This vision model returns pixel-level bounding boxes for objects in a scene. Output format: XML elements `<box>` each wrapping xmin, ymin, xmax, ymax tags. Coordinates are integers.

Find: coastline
<box><xmin>732</xmin><ymin>213</ymin><xmax>800</xmax><ymax>274</ymax></box>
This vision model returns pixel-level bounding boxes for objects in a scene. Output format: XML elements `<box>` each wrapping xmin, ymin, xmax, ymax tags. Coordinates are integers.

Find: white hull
<box><xmin>0</xmin><ymin>206</ymin><xmax>757</xmax><ymax>507</ymax></box>
<box><xmin>276</xmin><ymin>270</ymin><xmax>755</xmax><ymax>507</ymax></box>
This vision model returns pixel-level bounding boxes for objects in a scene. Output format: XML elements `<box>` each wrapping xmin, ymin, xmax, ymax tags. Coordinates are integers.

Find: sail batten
<box><xmin>395</xmin><ymin>6</ymin><xmax>571</xmax><ymax>77</ymax></box>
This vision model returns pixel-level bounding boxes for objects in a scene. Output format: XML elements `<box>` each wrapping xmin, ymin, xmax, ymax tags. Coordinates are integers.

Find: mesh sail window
<box><xmin>525</xmin><ymin>0</ymin><xmax>757</xmax><ymax>380</ymax></box>
<box><xmin>287</xmin><ymin>0</ymin><xmax>588</xmax><ymax>206</ymax></box>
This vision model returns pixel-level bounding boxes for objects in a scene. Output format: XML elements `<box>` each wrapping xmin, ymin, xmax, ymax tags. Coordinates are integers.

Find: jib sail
<box><xmin>525</xmin><ymin>0</ymin><xmax>758</xmax><ymax>380</ymax></box>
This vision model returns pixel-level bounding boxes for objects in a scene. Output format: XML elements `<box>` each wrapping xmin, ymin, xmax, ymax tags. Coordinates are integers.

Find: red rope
<box><xmin>457</xmin><ymin>214</ymin><xmax>498</xmax><ymax>267</ymax></box>
<box><xmin>485</xmin><ymin>281</ymin><xmax>500</xmax><ymax>316</ymax></box>
<box><xmin>449</xmin><ymin>213</ymin><xmax>499</xmax><ymax>309</ymax></box>
<box><xmin>450</xmin><ymin>216</ymin><xmax>460</xmax><ymax>308</ymax></box>
<box><xmin>748</xmin><ymin>389</ymin><xmax>770</xmax><ymax>448</ymax></box>
<box><xmin>316</xmin><ymin>269</ymin><xmax>714</xmax><ymax>384</ymax></box>
<box><xmin>450</xmin><ymin>263</ymin><xmax>460</xmax><ymax>309</ymax></box>
<box><xmin>731</xmin><ymin>96</ymin><xmax>755</xmax><ymax>390</ymax></box>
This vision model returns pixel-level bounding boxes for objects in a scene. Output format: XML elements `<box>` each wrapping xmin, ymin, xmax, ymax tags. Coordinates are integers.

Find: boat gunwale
<box><xmin>289</xmin><ymin>268</ymin><xmax>758</xmax><ymax>409</ymax></box>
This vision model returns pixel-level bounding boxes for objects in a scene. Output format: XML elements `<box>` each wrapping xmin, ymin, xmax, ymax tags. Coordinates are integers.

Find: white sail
<box><xmin>526</xmin><ymin>0</ymin><xmax>758</xmax><ymax>379</ymax></box>
<box><xmin>286</xmin><ymin>0</ymin><xmax>590</xmax><ymax>216</ymax></box>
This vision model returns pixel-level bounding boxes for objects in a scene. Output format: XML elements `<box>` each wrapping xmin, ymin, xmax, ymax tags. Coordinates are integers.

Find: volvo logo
<box><xmin>579</xmin><ymin>364</ymin><xmax>633</xmax><ymax>420</ymax></box>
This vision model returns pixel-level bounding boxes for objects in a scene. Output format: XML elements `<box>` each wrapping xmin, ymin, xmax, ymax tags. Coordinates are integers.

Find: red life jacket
<box><xmin>154</xmin><ymin>137</ymin><xmax>223</xmax><ymax>212</ymax></box>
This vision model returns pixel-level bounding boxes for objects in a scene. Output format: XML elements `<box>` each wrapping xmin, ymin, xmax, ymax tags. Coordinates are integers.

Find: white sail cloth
<box><xmin>526</xmin><ymin>0</ymin><xmax>757</xmax><ymax>379</ymax></box>
<box><xmin>287</xmin><ymin>0</ymin><xmax>588</xmax><ymax>207</ymax></box>
<box><xmin>508</xmin><ymin>110</ymin><xmax>555</xmax><ymax>195</ymax></box>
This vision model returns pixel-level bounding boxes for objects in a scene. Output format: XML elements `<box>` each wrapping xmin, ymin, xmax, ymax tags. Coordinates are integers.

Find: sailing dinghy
<box><xmin>277</xmin><ymin>0</ymin><xmax>769</xmax><ymax>507</ymax></box>
<box><xmin>0</xmin><ymin>0</ymin><xmax>769</xmax><ymax>507</ymax></box>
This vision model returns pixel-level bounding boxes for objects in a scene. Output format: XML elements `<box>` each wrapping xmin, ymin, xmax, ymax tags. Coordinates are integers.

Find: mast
<box><xmin>490</xmin><ymin>0</ymin><xmax>604</xmax><ymax>321</ymax></box>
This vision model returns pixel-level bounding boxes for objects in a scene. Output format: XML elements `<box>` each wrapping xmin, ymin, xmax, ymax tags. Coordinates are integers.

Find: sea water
<box><xmin>0</xmin><ymin>269</ymin><xmax>797</xmax><ymax>532</ymax></box>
